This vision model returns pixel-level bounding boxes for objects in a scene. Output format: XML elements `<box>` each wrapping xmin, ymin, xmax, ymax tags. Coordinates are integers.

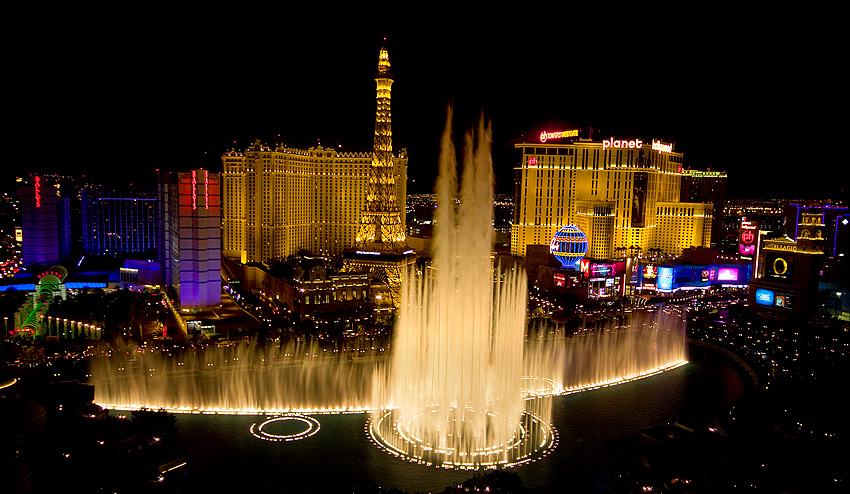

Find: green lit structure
<box><xmin>11</xmin><ymin>266</ymin><xmax>99</xmax><ymax>339</ymax></box>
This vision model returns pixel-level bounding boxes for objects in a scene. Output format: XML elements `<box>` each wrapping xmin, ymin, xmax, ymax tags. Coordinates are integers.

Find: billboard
<box><xmin>643</xmin><ymin>265</ymin><xmax>657</xmax><ymax>278</ymax></box>
<box><xmin>764</xmin><ymin>251</ymin><xmax>794</xmax><ymax>283</ymax></box>
<box><xmin>739</xmin><ymin>217</ymin><xmax>759</xmax><ymax>257</ymax></box>
<box><xmin>755</xmin><ymin>288</ymin><xmax>774</xmax><ymax>306</ymax></box>
<box><xmin>657</xmin><ymin>267</ymin><xmax>674</xmax><ymax>291</ymax></box>
<box><xmin>554</xmin><ymin>272</ymin><xmax>565</xmax><ymax>287</ymax></box>
<box><xmin>717</xmin><ymin>268</ymin><xmax>739</xmax><ymax>282</ymax></box>
<box><xmin>775</xmin><ymin>293</ymin><xmax>793</xmax><ymax>309</ymax></box>
<box><xmin>632</xmin><ymin>172</ymin><xmax>648</xmax><ymax>228</ymax></box>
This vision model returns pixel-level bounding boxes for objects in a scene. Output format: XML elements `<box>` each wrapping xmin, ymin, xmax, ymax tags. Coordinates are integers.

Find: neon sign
<box><xmin>191</xmin><ymin>170</ymin><xmax>197</xmax><ymax>210</ymax></box>
<box><xmin>651</xmin><ymin>139</ymin><xmax>673</xmax><ymax>154</ymax></box>
<box><xmin>34</xmin><ymin>174</ymin><xmax>41</xmax><ymax>208</ymax></box>
<box><xmin>741</xmin><ymin>217</ymin><xmax>757</xmax><ymax>230</ymax></box>
<box><xmin>204</xmin><ymin>170</ymin><xmax>209</xmax><ymax>210</ymax></box>
<box><xmin>528</xmin><ymin>156</ymin><xmax>538</xmax><ymax>166</ymax></box>
<box><xmin>540</xmin><ymin>129</ymin><xmax>579</xmax><ymax>142</ymax></box>
<box><xmin>740</xmin><ymin>230</ymin><xmax>755</xmax><ymax>244</ymax></box>
<box><xmin>602</xmin><ymin>138</ymin><xmax>643</xmax><ymax>151</ymax></box>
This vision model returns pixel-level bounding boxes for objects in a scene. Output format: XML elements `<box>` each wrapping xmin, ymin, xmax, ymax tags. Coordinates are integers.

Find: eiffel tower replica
<box><xmin>343</xmin><ymin>46</ymin><xmax>414</xmax><ymax>307</ymax></box>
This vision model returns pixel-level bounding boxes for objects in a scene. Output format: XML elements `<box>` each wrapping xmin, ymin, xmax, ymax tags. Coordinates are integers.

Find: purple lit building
<box><xmin>783</xmin><ymin>203</ymin><xmax>849</xmax><ymax>259</ymax></box>
<box><xmin>158</xmin><ymin>170</ymin><xmax>221</xmax><ymax>308</ymax></box>
<box><xmin>18</xmin><ymin>174</ymin><xmax>71</xmax><ymax>269</ymax></box>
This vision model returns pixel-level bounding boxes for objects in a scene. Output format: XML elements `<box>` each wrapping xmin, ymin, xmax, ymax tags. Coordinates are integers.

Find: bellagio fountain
<box><xmin>88</xmin><ymin>115</ymin><xmax>687</xmax><ymax>471</ymax></box>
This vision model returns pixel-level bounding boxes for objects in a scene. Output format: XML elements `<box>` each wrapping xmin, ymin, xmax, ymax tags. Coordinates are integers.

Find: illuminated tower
<box><xmin>344</xmin><ymin>47</ymin><xmax>414</xmax><ymax>306</ymax></box>
<box><xmin>355</xmin><ymin>47</ymin><xmax>406</xmax><ymax>250</ymax></box>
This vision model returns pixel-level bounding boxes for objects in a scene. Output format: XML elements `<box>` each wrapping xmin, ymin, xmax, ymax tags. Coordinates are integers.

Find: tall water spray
<box><xmin>369</xmin><ymin>114</ymin><xmax>554</xmax><ymax>469</ymax></box>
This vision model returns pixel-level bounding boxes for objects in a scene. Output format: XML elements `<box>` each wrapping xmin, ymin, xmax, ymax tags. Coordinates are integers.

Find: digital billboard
<box><xmin>717</xmin><ymin>268</ymin><xmax>739</xmax><ymax>282</ymax></box>
<box><xmin>764</xmin><ymin>251</ymin><xmax>794</xmax><ymax>283</ymax></box>
<box><xmin>755</xmin><ymin>289</ymin><xmax>775</xmax><ymax>306</ymax></box>
<box><xmin>739</xmin><ymin>217</ymin><xmax>759</xmax><ymax>257</ymax></box>
<box><xmin>590</xmin><ymin>262</ymin><xmax>615</xmax><ymax>277</ymax></box>
<box><xmin>776</xmin><ymin>293</ymin><xmax>793</xmax><ymax>309</ymax></box>
<box><xmin>657</xmin><ymin>267</ymin><xmax>674</xmax><ymax>291</ymax></box>
<box><xmin>632</xmin><ymin>172</ymin><xmax>648</xmax><ymax>228</ymax></box>
<box><xmin>554</xmin><ymin>272</ymin><xmax>565</xmax><ymax>287</ymax></box>
<box><xmin>643</xmin><ymin>265</ymin><xmax>657</xmax><ymax>278</ymax></box>
<box><xmin>739</xmin><ymin>243</ymin><xmax>756</xmax><ymax>256</ymax></box>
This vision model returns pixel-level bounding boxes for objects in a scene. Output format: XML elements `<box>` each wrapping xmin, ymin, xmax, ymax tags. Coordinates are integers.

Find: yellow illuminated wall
<box><xmin>511</xmin><ymin>139</ymin><xmax>705</xmax><ymax>259</ymax></box>
<box><xmin>222</xmin><ymin>140</ymin><xmax>407</xmax><ymax>263</ymax></box>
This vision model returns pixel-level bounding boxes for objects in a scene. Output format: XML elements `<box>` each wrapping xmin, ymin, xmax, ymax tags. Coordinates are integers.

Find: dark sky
<box><xmin>5</xmin><ymin>10</ymin><xmax>843</xmax><ymax>200</ymax></box>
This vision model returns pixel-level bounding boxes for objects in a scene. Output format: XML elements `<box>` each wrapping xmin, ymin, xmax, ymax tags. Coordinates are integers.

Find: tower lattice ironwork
<box><xmin>355</xmin><ymin>47</ymin><xmax>406</xmax><ymax>251</ymax></box>
<box><xmin>345</xmin><ymin>47</ymin><xmax>413</xmax><ymax>307</ymax></box>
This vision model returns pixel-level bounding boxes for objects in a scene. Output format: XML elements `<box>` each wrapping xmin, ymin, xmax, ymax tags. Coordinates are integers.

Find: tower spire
<box><xmin>355</xmin><ymin>47</ymin><xmax>406</xmax><ymax>251</ymax></box>
<box><xmin>344</xmin><ymin>47</ymin><xmax>414</xmax><ymax>308</ymax></box>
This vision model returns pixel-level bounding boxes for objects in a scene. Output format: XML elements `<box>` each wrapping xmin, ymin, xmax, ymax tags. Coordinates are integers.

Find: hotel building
<box><xmin>511</xmin><ymin>132</ymin><xmax>712</xmax><ymax>259</ymax></box>
<box><xmin>158</xmin><ymin>170</ymin><xmax>221</xmax><ymax>308</ymax></box>
<box><xmin>80</xmin><ymin>185</ymin><xmax>158</xmax><ymax>257</ymax></box>
<box><xmin>680</xmin><ymin>168</ymin><xmax>727</xmax><ymax>246</ymax></box>
<box><xmin>18</xmin><ymin>174</ymin><xmax>72</xmax><ymax>268</ymax></box>
<box><xmin>221</xmin><ymin>140</ymin><xmax>407</xmax><ymax>263</ymax></box>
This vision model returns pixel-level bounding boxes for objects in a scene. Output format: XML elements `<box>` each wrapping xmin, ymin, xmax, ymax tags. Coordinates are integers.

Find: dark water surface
<box><xmin>168</xmin><ymin>351</ymin><xmax>748</xmax><ymax>493</ymax></box>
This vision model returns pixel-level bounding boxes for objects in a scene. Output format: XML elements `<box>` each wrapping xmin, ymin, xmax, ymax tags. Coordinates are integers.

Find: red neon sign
<box><xmin>204</xmin><ymin>170</ymin><xmax>209</xmax><ymax>210</ymax></box>
<box><xmin>191</xmin><ymin>170</ymin><xmax>197</xmax><ymax>210</ymax></box>
<box><xmin>540</xmin><ymin>129</ymin><xmax>579</xmax><ymax>142</ymax></box>
<box><xmin>34</xmin><ymin>175</ymin><xmax>41</xmax><ymax>208</ymax></box>
<box><xmin>528</xmin><ymin>156</ymin><xmax>538</xmax><ymax>166</ymax></box>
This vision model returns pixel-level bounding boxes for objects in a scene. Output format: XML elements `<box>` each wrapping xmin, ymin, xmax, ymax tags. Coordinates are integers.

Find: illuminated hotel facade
<box><xmin>222</xmin><ymin>140</ymin><xmax>407</xmax><ymax>263</ymax></box>
<box><xmin>511</xmin><ymin>131</ymin><xmax>712</xmax><ymax>259</ymax></box>
<box><xmin>159</xmin><ymin>170</ymin><xmax>221</xmax><ymax>308</ymax></box>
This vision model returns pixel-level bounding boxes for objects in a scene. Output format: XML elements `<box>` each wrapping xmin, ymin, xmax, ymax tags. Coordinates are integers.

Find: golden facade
<box><xmin>511</xmin><ymin>138</ymin><xmax>710</xmax><ymax>259</ymax></box>
<box><xmin>222</xmin><ymin>140</ymin><xmax>407</xmax><ymax>263</ymax></box>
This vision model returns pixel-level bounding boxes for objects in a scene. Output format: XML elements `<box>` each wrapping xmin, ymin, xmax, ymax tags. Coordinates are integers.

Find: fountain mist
<box><xmin>368</xmin><ymin>114</ymin><xmax>554</xmax><ymax>469</ymax></box>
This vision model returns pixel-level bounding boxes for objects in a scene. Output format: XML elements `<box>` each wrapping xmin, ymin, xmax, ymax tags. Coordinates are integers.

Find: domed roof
<box><xmin>550</xmin><ymin>225</ymin><xmax>588</xmax><ymax>269</ymax></box>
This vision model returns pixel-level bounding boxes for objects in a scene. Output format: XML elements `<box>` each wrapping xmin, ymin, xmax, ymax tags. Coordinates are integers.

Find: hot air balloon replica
<box><xmin>550</xmin><ymin>225</ymin><xmax>588</xmax><ymax>270</ymax></box>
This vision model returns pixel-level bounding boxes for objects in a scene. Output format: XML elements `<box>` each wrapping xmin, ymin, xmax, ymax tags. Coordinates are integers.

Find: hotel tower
<box><xmin>221</xmin><ymin>48</ymin><xmax>408</xmax><ymax>264</ymax></box>
<box><xmin>512</xmin><ymin>132</ymin><xmax>712</xmax><ymax>259</ymax></box>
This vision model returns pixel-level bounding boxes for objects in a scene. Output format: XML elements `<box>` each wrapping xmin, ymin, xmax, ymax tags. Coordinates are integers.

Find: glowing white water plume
<box><xmin>367</xmin><ymin>114</ymin><xmax>554</xmax><ymax>469</ymax></box>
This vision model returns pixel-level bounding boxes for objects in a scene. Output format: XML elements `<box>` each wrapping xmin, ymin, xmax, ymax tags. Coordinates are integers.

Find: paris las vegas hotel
<box><xmin>511</xmin><ymin>129</ymin><xmax>712</xmax><ymax>259</ymax></box>
<box><xmin>221</xmin><ymin>142</ymin><xmax>407</xmax><ymax>263</ymax></box>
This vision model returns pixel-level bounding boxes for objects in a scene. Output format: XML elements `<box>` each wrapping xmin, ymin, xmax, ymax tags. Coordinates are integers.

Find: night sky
<box><xmin>5</xmin><ymin>10</ymin><xmax>842</xmax><ymax>200</ymax></box>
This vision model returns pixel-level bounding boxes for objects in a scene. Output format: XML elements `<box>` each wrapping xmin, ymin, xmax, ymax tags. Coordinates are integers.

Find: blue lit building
<box><xmin>81</xmin><ymin>185</ymin><xmax>158</xmax><ymax>257</ymax></box>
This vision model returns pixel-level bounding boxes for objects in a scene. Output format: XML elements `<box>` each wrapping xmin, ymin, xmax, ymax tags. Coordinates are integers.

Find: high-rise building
<box><xmin>511</xmin><ymin>132</ymin><xmax>711</xmax><ymax>259</ymax></box>
<box><xmin>158</xmin><ymin>170</ymin><xmax>221</xmax><ymax>308</ymax></box>
<box><xmin>80</xmin><ymin>185</ymin><xmax>158</xmax><ymax>256</ymax></box>
<box><xmin>783</xmin><ymin>203</ymin><xmax>849</xmax><ymax>259</ymax></box>
<box><xmin>680</xmin><ymin>168</ymin><xmax>726</xmax><ymax>247</ymax></box>
<box><xmin>342</xmin><ymin>47</ymin><xmax>414</xmax><ymax>306</ymax></box>
<box><xmin>221</xmin><ymin>142</ymin><xmax>407</xmax><ymax>263</ymax></box>
<box><xmin>18</xmin><ymin>174</ymin><xmax>72</xmax><ymax>268</ymax></box>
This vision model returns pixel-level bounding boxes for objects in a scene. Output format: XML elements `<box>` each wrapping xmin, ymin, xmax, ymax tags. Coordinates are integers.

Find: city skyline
<box><xmin>5</xmin><ymin>12</ymin><xmax>841</xmax><ymax>201</ymax></box>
